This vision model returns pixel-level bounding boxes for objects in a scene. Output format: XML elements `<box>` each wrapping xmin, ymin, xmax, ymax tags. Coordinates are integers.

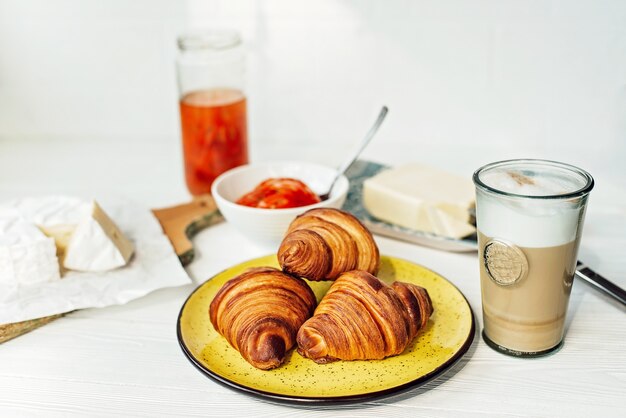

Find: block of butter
<box><xmin>363</xmin><ymin>164</ymin><xmax>476</xmax><ymax>239</ymax></box>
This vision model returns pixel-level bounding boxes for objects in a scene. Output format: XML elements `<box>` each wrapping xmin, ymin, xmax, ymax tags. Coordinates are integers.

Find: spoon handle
<box><xmin>337</xmin><ymin>106</ymin><xmax>388</xmax><ymax>177</ymax></box>
<box><xmin>326</xmin><ymin>106</ymin><xmax>388</xmax><ymax>197</ymax></box>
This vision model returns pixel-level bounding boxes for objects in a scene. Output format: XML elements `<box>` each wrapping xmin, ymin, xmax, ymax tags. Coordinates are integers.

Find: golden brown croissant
<box><xmin>209</xmin><ymin>267</ymin><xmax>317</xmax><ymax>370</ymax></box>
<box><xmin>277</xmin><ymin>208</ymin><xmax>380</xmax><ymax>281</ymax></box>
<box><xmin>296</xmin><ymin>270</ymin><xmax>433</xmax><ymax>363</ymax></box>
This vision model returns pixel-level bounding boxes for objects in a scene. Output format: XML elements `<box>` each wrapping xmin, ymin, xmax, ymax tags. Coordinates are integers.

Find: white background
<box><xmin>1</xmin><ymin>0</ymin><xmax>625</xmax><ymax>174</ymax></box>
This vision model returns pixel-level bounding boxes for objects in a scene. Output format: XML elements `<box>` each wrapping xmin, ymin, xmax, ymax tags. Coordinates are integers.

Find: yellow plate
<box><xmin>177</xmin><ymin>255</ymin><xmax>475</xmax><ymax>404</ymax></box>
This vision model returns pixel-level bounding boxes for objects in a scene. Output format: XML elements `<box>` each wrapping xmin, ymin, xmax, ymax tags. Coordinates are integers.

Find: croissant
<box><xmin>296</xmin><ymin>270</ymin><xmax>433</xmax><ymax>363</ymax></box>
<box><xmin>278</xmin><ymin>208</ymin><xmax>380</xmax><ymax>281</ymax></box>
<box><xmin>209</xmin><ymin>267</ymin><xmax>317</xmax><ymax>370</ymax></box>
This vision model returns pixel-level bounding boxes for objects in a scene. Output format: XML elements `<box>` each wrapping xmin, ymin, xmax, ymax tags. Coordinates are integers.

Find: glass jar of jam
<box><xmin>177</xmin><ymin>30</ymin><xmax>249</xmax><ymax>195</ymax></box>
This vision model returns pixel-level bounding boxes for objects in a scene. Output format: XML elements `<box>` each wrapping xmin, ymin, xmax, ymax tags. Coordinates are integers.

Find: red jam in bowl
<box><xmin>236</xmin><ymin>178</ymin><xmax>321</xmax><ymax>209</ymax></box>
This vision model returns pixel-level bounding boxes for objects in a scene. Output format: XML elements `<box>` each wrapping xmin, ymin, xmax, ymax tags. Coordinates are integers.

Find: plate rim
<box><xmin>176</xmin><ymin>254</ymin><xmax>476</xmax><ymax>405</ymax></box>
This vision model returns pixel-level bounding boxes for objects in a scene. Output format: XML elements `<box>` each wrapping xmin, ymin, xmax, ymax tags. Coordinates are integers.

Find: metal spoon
<box><xmin>319</xmin><ymin>106</ymin><xmax>388</xmax><ymax>201</ymax></box>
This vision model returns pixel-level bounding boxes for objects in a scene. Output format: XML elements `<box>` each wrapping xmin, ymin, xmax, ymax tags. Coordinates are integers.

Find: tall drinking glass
<box><xmin>473</xmin><ymin>159</ymin><xmax>594</xmax><ymax>357</ymax></box>
<box><xmin>177</xmin><ymin>30</ymin><xmax>249</xmax><ymax>196</ymax></box>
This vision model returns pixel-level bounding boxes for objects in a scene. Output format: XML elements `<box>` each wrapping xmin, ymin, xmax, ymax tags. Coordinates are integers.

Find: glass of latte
<box><xmin>473</xmin><ymin>159</ymin><xmax>594</xmax><ymax>357</ymax></box>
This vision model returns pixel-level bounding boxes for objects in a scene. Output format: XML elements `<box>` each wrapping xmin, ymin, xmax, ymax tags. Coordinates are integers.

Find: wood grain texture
<box><xmin>0</xmin><ymin>313</ymin><xmax>67</xmax><ymax>344</ymax></box>
<box><xmin>152</xmin><ymin>194</ymin><xmax>223</xmax><ymax>266</ymax></box>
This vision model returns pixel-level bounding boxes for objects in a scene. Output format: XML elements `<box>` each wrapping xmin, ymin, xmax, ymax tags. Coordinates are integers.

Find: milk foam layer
<box><xmin>476</xmin><ymin>191</ymin><xmax>582</xmax><ymax>248</ymax></box>
<box><xmin>475</xmin><ymin>162</ymin><xmax>590</xmax><ymax>248</ymax></box>
<box><xmin>480</xmin><ymin>167</ymin><xmax>586</xmax><ymax>197</ymax></box>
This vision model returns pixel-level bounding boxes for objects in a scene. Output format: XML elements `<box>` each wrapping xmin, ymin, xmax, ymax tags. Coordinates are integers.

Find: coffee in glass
<box><xmin>473</xmin><ymin>159</ymin><xmax>594</xmax><ymax>357</ymax></box>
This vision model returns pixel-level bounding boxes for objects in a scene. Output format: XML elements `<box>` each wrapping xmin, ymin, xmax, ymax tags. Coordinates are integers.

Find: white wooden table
<box><xmin>1</xmin><ymin>137</ymin><xmax>625</xmax><ymax>417</ymax></box>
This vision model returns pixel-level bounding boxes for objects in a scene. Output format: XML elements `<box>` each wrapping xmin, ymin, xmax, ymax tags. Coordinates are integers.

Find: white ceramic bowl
<box><xmin>211</xmin><ymin>161</ymin><xmax>349</xmax><ymax>245</ymax></box>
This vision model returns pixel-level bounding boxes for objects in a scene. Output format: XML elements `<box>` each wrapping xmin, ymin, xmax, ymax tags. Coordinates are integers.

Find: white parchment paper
<box><xmin>0</xmin><ymin>196</ymin><xmax>192</xmax><ymax>324</ymax></box>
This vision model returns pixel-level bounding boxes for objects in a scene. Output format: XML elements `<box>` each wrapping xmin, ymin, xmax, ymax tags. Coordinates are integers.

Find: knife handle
<box><xmin>576</xmin><ymin>261</ymin><xmax>626</xmax><ymax>307</ymax></box>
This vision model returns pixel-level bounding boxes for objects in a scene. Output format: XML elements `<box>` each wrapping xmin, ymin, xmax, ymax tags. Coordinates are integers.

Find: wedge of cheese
<box><xmin>38</xmin><ymin>224</ymin><xmax>76</xmax><ymax>273</ymax></box>
<box><xmin>63</xmin><ymin>201</ymin><xmax>134</xmax><ymax>272</ymax></box>
<box><xmin>363</xmin><ymin>164</ymin><xmax>476</xmax><ymax>239</ymax></box>
<box><xmin>0</xmin><ymin>218</ymin><xmax>61</xmax><ymax>289</ymax></box>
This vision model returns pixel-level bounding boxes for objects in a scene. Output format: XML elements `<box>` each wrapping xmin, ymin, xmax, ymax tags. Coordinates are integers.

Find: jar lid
<box><xmin>177</xmin><ymin>30</ymin><xmax>241</xmax><ymax>51</ymax></box>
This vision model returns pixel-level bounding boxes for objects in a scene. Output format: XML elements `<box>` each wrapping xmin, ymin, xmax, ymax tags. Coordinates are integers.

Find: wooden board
<box><xmin>0</xmin><ymin>195</ymin><xmax>223</xmax><ymax>344</ymax></box>
<box><xmin>151</xmin><ymin>194</ymin><xmax>223</xmax><ymax>266</ymax></box>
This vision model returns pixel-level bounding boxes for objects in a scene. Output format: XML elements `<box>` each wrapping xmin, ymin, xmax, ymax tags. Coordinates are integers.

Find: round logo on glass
<box><xmin>483</xmin><ymin>239</ymin><xmax>528</xmax><ymax>286</ymax></box>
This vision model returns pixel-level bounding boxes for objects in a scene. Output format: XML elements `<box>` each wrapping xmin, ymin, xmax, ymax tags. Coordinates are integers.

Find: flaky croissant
<box><xmin>278</xmin><ymin>208</ymin><xmax>380</xmax><ymax>281</ymax></box>
<box><xmin>209</xmin><ymin>267</ymin><xmax>317</xmax><ymax>370</ymax></box>
<box><xmin>297</xmin><ymin>270</ymin><xmax>433</xmax><ymax>363</ymax></box>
